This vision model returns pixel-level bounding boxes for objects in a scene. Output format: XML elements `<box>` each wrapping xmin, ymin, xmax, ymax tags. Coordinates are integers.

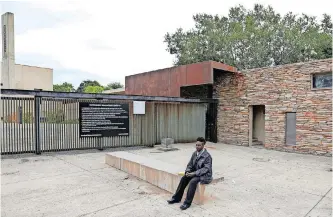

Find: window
<box><xmin>312</xmin><ymin>72</ymin><xmax>332</xmax><ymax>89</ymax></box>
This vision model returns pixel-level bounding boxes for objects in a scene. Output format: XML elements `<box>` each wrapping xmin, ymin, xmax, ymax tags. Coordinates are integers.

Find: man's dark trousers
<box><xmin>172</xmin><ymin>175</ymin><xmax>200</xmax><ymax>205</ymax></box>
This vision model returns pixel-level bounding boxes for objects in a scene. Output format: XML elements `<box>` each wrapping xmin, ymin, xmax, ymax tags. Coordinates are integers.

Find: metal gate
<box><xmin>205</xmin><ymin>102</ymin><xmax>217</xmax><ymax>143</ymax></box>
<box><xmin>1</xmin><ymin>89</ymin><xmax>217</xmax><ymax>155</ymax></box>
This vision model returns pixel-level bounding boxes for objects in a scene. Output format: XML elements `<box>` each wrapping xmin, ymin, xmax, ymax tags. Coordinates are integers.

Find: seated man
<box><xmin>167</xmin><ymin>137</ymin><xmax>212</xmax><ymax>210</ymax></box>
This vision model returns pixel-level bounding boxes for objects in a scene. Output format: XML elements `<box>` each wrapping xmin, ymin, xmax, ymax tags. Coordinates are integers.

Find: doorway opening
<box><xmin>249</xmin><ymin>105</ymin><xmax>265</xmax><ymax>146</ymax></box>
<box><xmin>180</xmin><ymin>84</ymin><xmax>217</xmax><ymax>143</ymax></box>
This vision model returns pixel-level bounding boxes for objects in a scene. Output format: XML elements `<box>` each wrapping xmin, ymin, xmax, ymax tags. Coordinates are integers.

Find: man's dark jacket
<box><xmin>185</xmin><ymin>149</ymin><xmax>213</xmax><ymax>184</ymax></box>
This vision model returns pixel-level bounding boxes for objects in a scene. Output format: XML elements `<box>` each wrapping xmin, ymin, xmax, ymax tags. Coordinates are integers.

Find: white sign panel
<box><xmin>133</xmin><ymin>101</ymin><xmax>145</xmax><ymax>115</ymax></box>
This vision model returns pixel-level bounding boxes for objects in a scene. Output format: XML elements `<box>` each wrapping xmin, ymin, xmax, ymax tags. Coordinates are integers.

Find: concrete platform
<box><xmin>105</xmin><ymin>151</ymin><xmax>223</xmax><ymax>204</ymax></box>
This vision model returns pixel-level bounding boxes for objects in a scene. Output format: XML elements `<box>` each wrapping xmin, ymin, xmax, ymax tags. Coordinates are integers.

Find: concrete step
<box><xmin>252</xmin><ymin>141</ymin><xmax>263</xmax><ymax>146</ymax></box>
<box><xmin>105</xmin><ymin>151</ymin><xmax>224</xmax><ymax>205</ymax></box>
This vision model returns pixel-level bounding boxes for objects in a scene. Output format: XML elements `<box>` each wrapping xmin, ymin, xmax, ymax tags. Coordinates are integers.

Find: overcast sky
<box><xmin>1</xmin><ymin>0</ymin><xmax>332</xmax><ymax>87</ymax></box>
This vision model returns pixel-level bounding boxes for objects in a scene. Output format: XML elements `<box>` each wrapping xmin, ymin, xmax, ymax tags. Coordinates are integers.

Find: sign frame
<box><xmin>79</xmin><ymin>102</ymin><xmax>130</xmax><ymax>137</ymax></box>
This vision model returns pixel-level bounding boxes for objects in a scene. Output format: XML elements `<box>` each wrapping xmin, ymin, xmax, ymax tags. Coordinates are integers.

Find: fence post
<box><xmin>95</xmin><ymin>98</ymin><xmax>104</xmax><ymax>151</ymax></box>
<box><xmin>97</xmin><ymin>137</ymin><xmax>103</xmax><ymax>151</ymax></box>
<box><xmin>34</xmin><ymin>96</ymin><xmax>41</xmax><ymax>155</ymax></box>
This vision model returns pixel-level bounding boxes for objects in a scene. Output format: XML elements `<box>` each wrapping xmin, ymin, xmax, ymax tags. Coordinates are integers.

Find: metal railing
<box><xmin>1</xmin><ymin>89</ymin><xmax>217</xmax><ymax>155</ymax></box>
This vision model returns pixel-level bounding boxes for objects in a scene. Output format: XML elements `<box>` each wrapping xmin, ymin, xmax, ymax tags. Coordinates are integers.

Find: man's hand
<box><xmin>186</xmin><ymin>172</ymin><xmax>196</xmax><ymax>177</ymax></box>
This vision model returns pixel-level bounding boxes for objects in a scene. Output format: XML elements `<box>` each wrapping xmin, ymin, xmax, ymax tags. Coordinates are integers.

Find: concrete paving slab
<box><xmin>1</xmin><ymin>155</ymin><xmax>83</xmax><ymax>185</ymax></box>
<box><xmin>81</xmin><ymin>194</ymin><xmax>187</xmax><ymax>217</ymax></box>
<box><xmin>326</xmin><ymin>188</ymin><xmax>332</xmax><ymax>199</ymax></box>
<box><xmin>91</xmin><ymin>167</ymin><xmax>170</xmax><ymax>196</ymax></box>
<box><xmin>1</xmin><ymin>170</ymin><xmax>141</xmax><ymax>217</ymax></box>
<box><xmin>1</xmin><ymin>143</ymin><xmax>331</xmax><ymax>217</ymax></box>
<box><xmin>53</xmin><ymin>151</ymin><xmax>109</xmax><ymax>171</ymax></box>
<box><xmin>305</xmin><ymin>197</ymin><xmax>332</xmax><ymax>217</ymax></box>
<box><xmin>207</xmin><ymin>181</ymin><xmax>324</xmax><ymax>217</ymax></box>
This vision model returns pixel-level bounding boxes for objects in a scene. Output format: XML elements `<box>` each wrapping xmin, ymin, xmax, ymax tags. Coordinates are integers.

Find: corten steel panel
<box><xmin>125</xmin><ymin>76</ymin><xmax>135</xmax><ymax>95</ymax></box>
<box><xmin>186</xmin><ymin>62</ymin><xmax>212</xmax><ymax>85</ymax></box>
<box><xmin>210</xmin><ymin>61</ymin><xmax>238</xmax><ymax>73</ymax></box>
<box><xmin>125</xmin><ymin>61</ymin><xmax>237</xmax><ymax>97</ymax></box>
<box><xmin>170</xmin><ymin>66</ymin><xmax>182</xmax><ymax>97</ymax></box>
<box><xmin>179</xmin><ymin>65</ymin><xmax>187</xmax><ymax>86</ymax></box>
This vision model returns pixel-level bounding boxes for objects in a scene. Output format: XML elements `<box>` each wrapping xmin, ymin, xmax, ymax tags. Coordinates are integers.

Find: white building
<box><xmin>1</xmin><ymin>12</ymin><xmax>53</xmax><ymax>91</ymax></box>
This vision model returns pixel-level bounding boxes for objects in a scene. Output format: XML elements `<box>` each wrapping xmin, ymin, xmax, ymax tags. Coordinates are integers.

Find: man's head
<box><xmin>196</xmin><ymin>137</ymin><xmax>206</xmax><ymax>152</ymax></box>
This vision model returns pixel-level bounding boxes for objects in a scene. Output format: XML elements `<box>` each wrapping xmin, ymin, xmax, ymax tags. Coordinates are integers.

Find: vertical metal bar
<box><xmin>1</xmin><ymin>97</ymin><xmax>4</xmax><ymax>154</ymax></box>
<box><xmin>56</xmin><ymin>99</ymin><xmax>60</xmax><ymax>151</ymax></box>
<box><xmin>52</xmin><ymin>99</ymin><xmax>55</xmax><ymax>151</ymax></box>
<box><xmin>23</xmin><ymin>99</ymin><xmax>26</xmax><ymax>152</ymax></box>
<box><xmin>9</xmin><ymin>97</ymin><xmax>13</xmax><ymax>154</ymax></box>
<box><xmin>7</xmin><ymin>98</ymin><xmax>11</xmax><ymax>154</ymax></box>
<box><xmin>42</xmin><ymin>98</ymin><xmax>46</xmax><ymax>152</ymax></box>
<box><xmin>40</xmin><ymin>98</ymin><xmax>43</xmax><ymax>152</ymax></box>
<box><xmin>64</xmin><ymin>99</ymin><xmax>67</xmax><ymax>150</ymax></box>
<box><xmin>19</xmin><ymin>100</ymin><xmax>23</xmax><ymax>153</ymax></box>
<box><xmin>5</xmin><ymin>98</ymin><xmax>9</xmax><ymax>154</ymax></box>
<box><xmin>42</xmin><ymin>98</ymin><xmax>45</xmax><ymax>152</ymax></box>
<box><xmin>66</xmin><ymin>99</ymin><xmax>68</xmax><ymax>150</ymax></box>
<box><xmin>73</xmin><ymin>99</ymin><xmax>76</xmax><ymax>150</ymax></box>
<box><xmin>63</xmin><ymin>99</ymin><xmax>66</xmax><ymax>151</ymax></box>
<box><xmin>16</xmin><ymin>98</ymin><xmax>19</xmax><ymax>153</ymax></box>
<box><xmin>74</xmin><ymin>99</ymin><xmax>78</xmax><ymax>150</ymax></box>
<box><xmin>52</xmin><ymin>99</ymin><xmax>57</xmax><ymax>152</ymax></box>
<box><xmin>4</xmin><ymin>98</ymin><xmax>7</xmax><ymax>154</ymax></box>
<box><xmin>13</xmin><ymin>98</ymin><xmax>17</xmax><ymax>153</ymax></box>
<box><xmin>31</xmin><ymin>98</ymin><xmax>34</xmax><ymax>152</ymax></box>
<box><xmin>214</xmin><ymin>102</ymin><xmax>217</xmax><ymax>143</ymax></box>
<box><xmin>27</xmin><ymin>99</ymin><xmax>31</xmax><ymax>152</ymax></box>
<box><xmin>67</xmin><ymin>98</ymin><xmax>71</xmax><ymax>151</ymax></box>
<box><xmin>12</xmin><ymin>98</ymin><xmax>15</xmax><ymax>153</ymax></box>
<box><xmin>28</xmin><ymin>98</ymin><xmax>32</xmax><ymax>152</ymax></box>
<box><xmin>60</xmin><ymin>99</ymin><xmax>63</xmax><ymax>151</ymax></box>
<box><xmin>3</xmin><ymin>98</ymin><xmax>6</xmax><ymax>154</ymax></box>
<box><xmin>34</xmin><ymin>96</ymin><xmax>41</xmax><ymax>155</ymax></box>
<box><xmin>49</xmin><ymin>98</ymin><xmax>52</xmax><ymax>151</ymax></box>
<box><xmin>64</xmin><ymin>99</ymin><xmax>67</xmax><ymax>151</ymax></box>
<box><xmin>97</xmin><ymin>137</ymin><xmax>103</xmax><ymax>151</ymax></box>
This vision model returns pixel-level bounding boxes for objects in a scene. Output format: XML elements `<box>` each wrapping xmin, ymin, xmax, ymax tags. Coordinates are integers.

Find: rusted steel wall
<box><xmin>125</xmin><ymin>61</ymin><xmax>237</xmax><ymax>97</ymax></box>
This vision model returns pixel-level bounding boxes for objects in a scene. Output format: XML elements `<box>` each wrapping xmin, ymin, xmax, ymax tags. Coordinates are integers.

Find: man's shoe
<box><xmin>180</xmin><ymin>204</ymin><xmax>191</xmax><ymax>210</ymax></box>
<box><xmin>167</xmin><ymin>199</ymin><xmax>180</xmax><ymax>204</ymax></box>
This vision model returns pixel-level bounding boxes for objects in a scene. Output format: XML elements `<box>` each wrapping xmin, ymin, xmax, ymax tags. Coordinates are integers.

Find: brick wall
<box><xmin>215</xmin><ymin>59</ymin><xmax>332</xmax><ymax>156</ymax></box>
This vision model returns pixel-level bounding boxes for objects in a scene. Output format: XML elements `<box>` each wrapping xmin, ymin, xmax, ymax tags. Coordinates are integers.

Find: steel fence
<box><xmin>0</xmin><ymin>89</ymin><xmax>217</xmax><ymax>155</ymax></box>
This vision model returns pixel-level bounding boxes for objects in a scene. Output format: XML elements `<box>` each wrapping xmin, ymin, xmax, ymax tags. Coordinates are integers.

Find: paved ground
<box><xmin>1</xmin><ymin>143</ymin><xmax>332</xmax><ymax>217</ymax></box>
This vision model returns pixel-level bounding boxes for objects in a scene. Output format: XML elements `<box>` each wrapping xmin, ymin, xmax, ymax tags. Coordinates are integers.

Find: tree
<box><xmin>320</xmin><ymin>14</ymin><xmax>332</xmax><ymax>58</ymax></box>
<box><xmin>83</xmin><ymin>85</ymin><xmax>104</xmax><ymax>93</ymax></box>
<box><xmin>53</xmin><ymin>82</ymin><xmax>75</xmax><ymax>92</ymax></box>
<box><xmin>77</xmin><ymin>80</ymin><xmax>101</xmax><ymax>92</ymax></box>
<box><xmin>164</xmin><ymin>4</ymin><xmax>332</xmax><ymax>70</ymax></box>
<box><xmin>104</xmin><ymin>82</ymin><xmax>124</xmax><ymax>90</ymax></box>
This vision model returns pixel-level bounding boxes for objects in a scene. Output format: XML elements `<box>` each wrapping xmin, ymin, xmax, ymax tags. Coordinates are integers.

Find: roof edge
<box><xmin>126</xmin><ymin>60</ymin><xmax>236</xmax><ymax>78</ymax></box>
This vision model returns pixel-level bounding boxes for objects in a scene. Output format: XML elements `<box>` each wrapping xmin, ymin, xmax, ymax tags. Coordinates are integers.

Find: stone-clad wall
<box><xmin>214</xmin><ymin>59</ymin><xmax>332</xmax><ymax>156</ymax></box>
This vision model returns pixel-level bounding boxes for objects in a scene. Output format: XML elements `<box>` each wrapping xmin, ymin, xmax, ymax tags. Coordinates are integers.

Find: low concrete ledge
<box><xmin>105</xmin><ymin>151</ymin><xmax>223</xmax><ymax>205</ymax></box>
